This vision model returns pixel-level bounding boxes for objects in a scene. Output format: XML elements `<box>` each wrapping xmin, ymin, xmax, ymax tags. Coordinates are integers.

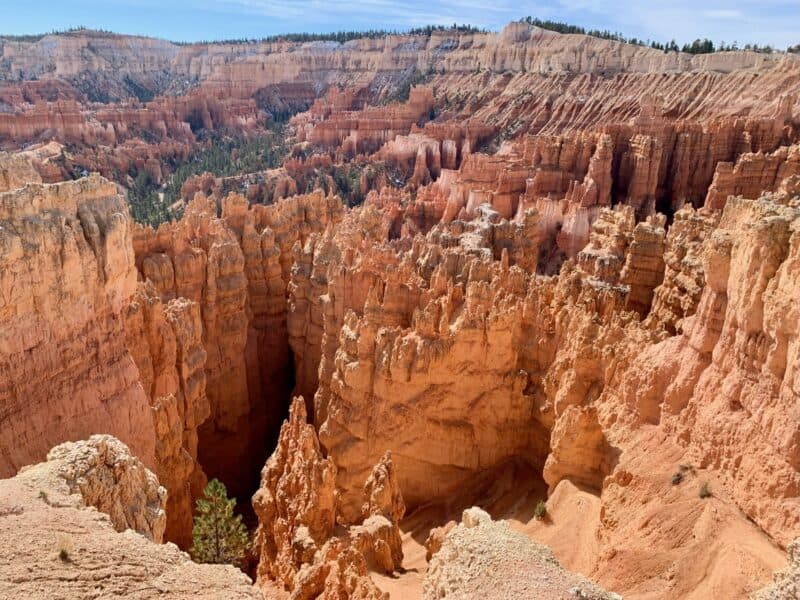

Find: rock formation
<box><xmin>0</xmin><ymin>164</ymin><xmax>215</xmax><ymax>548</ymax></box>
<box><xmin>283</xmin><ymin>179</ymin><xmax>798</xmax><ymax>597</ymax></box>
<box><xmin>0</xmin><ymin>171</ymin><xmax>156</xmax><ymax>478</ymax></box>
<box><xmin>252</xmin><ymin>396</ymin><xmax>338</xmax><ymax>590</ymax></box>
<box><xmin>42</xmin><ymin>435</ymin><xmax>167</xmax><ymax>541</ymax></box>
<box><xmin>293</xmin><ymin>87</ymin><xmax>435</xmax><ymax>157</ymax></box>
<box><xmin>132</xmin><ymin>189</ymin><xmax>343</xmax><ymax>499</ymax></box>
<box><xmin>755</xmin><ymin>539</ymin><xmax>800</xmax><ymax>600</ymax></box>
<box><xmin>0</xmin><ymin>435</ymin><xmax>258</xmax><ymax>599</ymax></box>
<box><xmin>423</xmin><ymin>507</ymin><xmax>620</xmax><ymax>600</ymax></box>
<box><xmin>1</xmin><ymin>20</ymin><xmax>800</xmax><ymax>600</ymax></box>
<box><xmin>252</xmin><ymin>397</ymin><xmax>404</xmax><ymax>599</ymax></box>
<box><xmin>123</xmin><ymin>283</ymin><xmax>211</xmax><ymax>547</ymax></box>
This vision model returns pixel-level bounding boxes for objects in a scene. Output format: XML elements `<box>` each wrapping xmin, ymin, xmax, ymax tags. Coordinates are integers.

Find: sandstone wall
<box><xmin>252</xmin><ymin>397</ymin><xmax>404</xmax><ymax>599</ymax></box>
<box><xmin>132</xmin><ymin>189</ymin><xmax>343</xmax><ymax>498</ymax></box>
<box><xmin>123</xmin><ymin>284</ymin><xmax>211</xmax><ymax>547</ymax></box>
<box><xmin>286</xmin><ymin>205</ymin><xmax>548</xmax><ymax>520</ymax></box>
<box><xmin>0</xmin><ymin>174</ymin><xmax>156</xmax><ymax>477</ymax></box>
<box><xmin>282</xmin><ymin>173</ymin><xmax>799</xmax><ymax>597</ymax></box>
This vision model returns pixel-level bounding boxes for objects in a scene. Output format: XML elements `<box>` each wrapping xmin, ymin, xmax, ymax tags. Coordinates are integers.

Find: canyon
<box><xmin>0</xmin><ymin>20</ymin><xmax>799</xmax><ymax>599</ymax></box>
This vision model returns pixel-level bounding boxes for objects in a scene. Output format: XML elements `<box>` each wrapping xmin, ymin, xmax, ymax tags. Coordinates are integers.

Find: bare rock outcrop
<box><xmin>0</xmin><ymin>172</ymin><xmax>156</xmax><ymax>480</ymax></box>
<box><xmin>620</xmin><ymin>215</ymin><xmax>666</xmax><ymax>316</ymax></box>
<box><xmin>423</xmin><ymin>507</ymin><xmax>620</xmax><ymax>600</ymax></box>
<box><xmin>644</xmin><ymin>206</ymin><xmax>716</xmax><ymax>334</ymax></box>
<box><xmin>313</xmin><ymin>221</ymin><xmax>546</xmax><ymax>520</ymax></box>
<box><xmin>253</xmin><ymin>397</ymin><xmax>404</xmax><ymax>599</ymax></box>
<box><xmin>124</xmin><ymin>283</ymin><xmax>211</xmax><ymax>548</ymax></box>
<box><xmin>754</xmin><ymin>539</ymin><xmax>800</xmax><ymax>600</ymax></box>
<box><xmin>252</xmin><ymin>396</ymin><xmax>338</xmax><ymax>590</ymax></box>
<box><xmin>0</xmin><ymin>150</ymin><xmax>42</xmax><ymax>191</ymax></box>
<box><xmin>0</xmin><ymin>435</ymin><xmax>258</xmax><ymax>599</ymax></box>
<box><xmin>543</xmin><ymin>405</ymin><xmax>616</xmax><ymax>494</ymax></box>
<box><xmin>133</xmin><ymin>190</ymin><xmax>343</xmax><ymax>498</ymax></box>
<box><xmin>362</xmin><ymin>451</ymin><xmax>406</xmax><ymax>524</ymax></box>
<box><xmin>41</xmin><ymin>435</ymin><xmax>166</xmax><ymax>541</ymax></box>
<box><xmin>293</xmin><ymin>87</ymin><xmax>435</xmax><ymax>158</ymax></box>
<box><xmin>284</xmin><ymin>175</ymin><xmax>799</xmax><ymax>598</ymax></box>
<box><xmin>0</xmin><ymin>167</ymin><xmax>209</xmax><ymax>547</ymax></box>
<box><xmin>705</xmin><ymin>144</ymin><xmax>800</xmax><ymax>211</ymax></box>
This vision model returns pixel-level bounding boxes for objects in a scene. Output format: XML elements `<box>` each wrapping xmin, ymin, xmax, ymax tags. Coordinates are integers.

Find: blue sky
<box><xmin>2</xmin><ymin>1</ymin><xmax>798</xmax><ymax>48</ymax></box>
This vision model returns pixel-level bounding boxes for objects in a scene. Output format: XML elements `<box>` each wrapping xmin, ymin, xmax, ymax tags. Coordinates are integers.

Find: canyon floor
<box><xmin>0</xmin><ymin>21</ymin><xmax>799</xmax><ymax>599</ymax></box>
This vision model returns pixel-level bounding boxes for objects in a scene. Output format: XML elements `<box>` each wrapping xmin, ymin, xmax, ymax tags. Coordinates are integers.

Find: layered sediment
<box><xmin>252</xmin><ymin>397</ymin><xmax>404</xmax><ymax>599</ymax></box>
<box><xmin>132</xmin><ymin>189</ymin><xmax>343</xmax><ymax>498</ymax></box>
<box><xmin>0</xmin><ymin>21</ymin><xmax>799</xmax><ymax>600</ymax></box>
<box><xmin>0</xmin><ymin>171</ymin><xmax>156</xmax><ymax>477</ymax></box>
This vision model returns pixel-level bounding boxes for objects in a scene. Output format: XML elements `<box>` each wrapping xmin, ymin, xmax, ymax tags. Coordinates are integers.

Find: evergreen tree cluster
<box><xmin>1</xmin><ymin>27</ymin><xmax>117</xmax><ymax>43</ymax></box>
<box><xmin>128</xmin><ymin>169</ymin><xmax>170</xmax><ymax>228</ymax></box>
<box><xmin>520</xmin><ymin>16</ymin><xmax>782</xmax><ymax>54</ymax></box>
<box><xmin>407</xmin><ymin>24</ymin><xmax>485</xmax><ymax>36</ymax></box>
<box><xmin>1</xmin><ymin>22</ymin><xmax>789</xmax><ymax>54</ymax></box>
<box><xmin>127</xmin><ymin>125</ymin><xmax>288</xmax><ymax>227</ymax></box>
<box><xmin>330</xmin><ymin>164</ymin><xmax>366</xmax><ymax>207</ymax></box>
<box><xmin>521</xmin><ymin>16</ymin><xmax>646</xmax><ymax>45</ymax></box>
<box><xmin>738</xmin><ymin>43</ymin><xmax>775</xmax><ymax>54</ymax></box>
<box><xmin>173</xmin><ymin>24</ymin><xmax>484</xmax><ymax>47</ymax></box>
<box><xmin>289</xmin><ymin>162</ymin><xmax>369</xmax><ymax>207</ymax></box>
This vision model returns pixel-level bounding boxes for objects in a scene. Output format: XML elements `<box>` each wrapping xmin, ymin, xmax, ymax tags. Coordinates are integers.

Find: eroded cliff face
<box><xmin>123</xmin><ymin>283</ymin><xmax>211</xmax><ymax>547</ymax></box>
<box><xmin>3</xmin><ymin>23</ymin><xmax>799</xmax><ymax>178</ymax></box>
<box><xmin>280</xmin><ymin>180</ymin><xmax>799</xmax><ymax>597</ymax></box>
<box><xmin>131</xmin><ymin>189</ymin><xmax>343</xmax><ymax>499</ymax></box>
<box><xmin>2</xmin><ymin>25</ymin><xmax>791</xmax><ymax>96</ymax></box>
<box><xmin>0</xmin><ymin>162</ymin><xmax>215</xmax><ymax>548</ymax></box>
<box><xmin>0</xmin><ymin>170</ymin><xmax>156</xmax><ymax>477</ymax></box>
<box><xmin>1</xmin><ymin>21</ymin><xmax>800</xmax><ymax>600</ymax></box>
<box><xmin>252</xmin><ymin>397</ymin><xmax>404</xmax><ymax>599</ymax></box>
<box><xmin>0</xmin><ymin>150</ymin><xmax>348</xmax><ymax>548</ymax></box>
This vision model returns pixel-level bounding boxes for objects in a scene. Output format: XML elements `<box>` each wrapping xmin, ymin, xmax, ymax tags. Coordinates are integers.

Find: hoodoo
<box><xmin>0</xmin><ymin>14</ymin><xmax>799</xmax><ymax>599</ymax></box>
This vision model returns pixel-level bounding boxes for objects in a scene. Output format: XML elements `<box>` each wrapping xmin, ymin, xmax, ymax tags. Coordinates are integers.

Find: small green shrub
<box><xmin>699</xmin><ymin>482</ymin><xmax>711</xmax><ymax>499</ymax></box>
<box><xmin>534</xmin><ymin>500</ymin><xmax>547</xmax><ymax>520</ymax></box>
<box><xmin>671</xmin><ymin>472</ymin><xmax>684</xmax><ymax>485</ymax></box>
<box><xmin>57</xmin><ymin>533</ymin><xmax>73</xmax><ymax>562</ymax></box>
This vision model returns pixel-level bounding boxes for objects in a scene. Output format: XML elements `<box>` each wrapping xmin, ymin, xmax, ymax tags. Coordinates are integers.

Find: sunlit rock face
<box><xmin>0</xmin><ymin>434</ymin><xmax>259</xmax><ymax>599</ymax></box>
<box><xmin>0</xmin><ymin>170</ymin><xmax>155</xmax><ymax>479</ymax></box>
<box><xmin>0</xmin><ymin>20</ymin><xmax>800</xmax><ymax>600</ymax></box>
<box><xmin>252</xmin><ymin>397</ymin><xmax>404</xmax><ymax>599</ymax></box>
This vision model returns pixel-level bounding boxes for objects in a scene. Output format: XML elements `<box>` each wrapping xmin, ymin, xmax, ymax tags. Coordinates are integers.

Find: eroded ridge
<box><xmin>0</xmin><ymin>20</ymin><xmax>799</xmax><ymax>600</ymax></box>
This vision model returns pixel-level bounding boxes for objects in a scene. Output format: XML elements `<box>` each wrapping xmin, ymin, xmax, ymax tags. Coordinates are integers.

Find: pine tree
<box><xmin>191</xmin><ymin>479</ymin><xmax>249</xmax><ymax>566</ymax></box>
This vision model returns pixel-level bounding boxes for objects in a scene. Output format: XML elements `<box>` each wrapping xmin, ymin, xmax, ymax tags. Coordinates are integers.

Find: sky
<box><xmin>2</xmin><ymin>0</ymin><xmax>798</xmax><ymax>48</ymax></box>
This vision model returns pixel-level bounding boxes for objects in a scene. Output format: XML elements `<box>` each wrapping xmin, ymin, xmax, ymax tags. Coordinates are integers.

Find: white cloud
<box><xmin>702</xmin><ymin>9</ymin><xmax>743</xmax><ymax>19</ymax></box>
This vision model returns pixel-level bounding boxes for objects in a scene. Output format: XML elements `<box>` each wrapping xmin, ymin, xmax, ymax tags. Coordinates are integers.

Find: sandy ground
<box><xmin>373</xmin><ymin>460</ymin><xmax>546</xmax><ymax>598</ymax></box>
<box><xmin>372</xmin><ymin>439</ymin><xmax>786</xmax><ymax>600</ymax></box>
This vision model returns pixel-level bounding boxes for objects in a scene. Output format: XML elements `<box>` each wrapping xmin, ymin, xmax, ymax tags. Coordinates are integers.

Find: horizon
<box><xmin>1</xmin><ymin>1</ymin><xmax>798</xmax><ymax>49</ymax></box>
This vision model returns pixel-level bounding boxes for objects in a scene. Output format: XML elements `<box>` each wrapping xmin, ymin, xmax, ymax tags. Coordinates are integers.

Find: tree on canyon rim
<box><xmin>191</xmin><ymin>479</ymin><xmax>249</xmax><ymax>566</ymax></box>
